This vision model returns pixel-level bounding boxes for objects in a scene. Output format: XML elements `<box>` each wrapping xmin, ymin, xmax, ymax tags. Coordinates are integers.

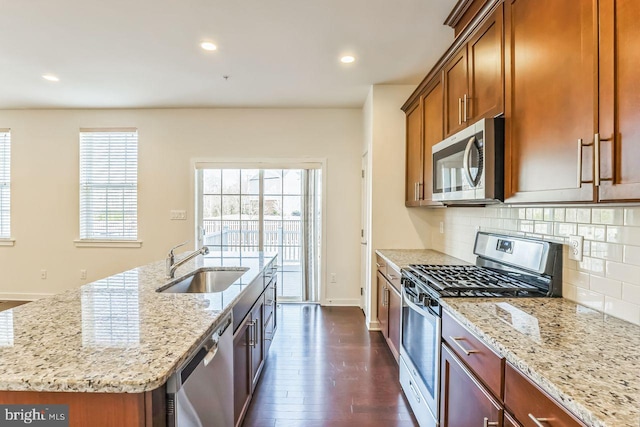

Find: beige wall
<box><xmin>427</xmin><ymin>206</ymin><xmax>640</xmax><ymax>325</ymax></box>
<box><xmin>0</xmin><ymin>108</ymin><xmax>363</xmax><ymax>305</ymax></box>
<box><xmin>364</xmin><ymin>85</ymin><xmax>433</xmax><ymax>327</ymax></box>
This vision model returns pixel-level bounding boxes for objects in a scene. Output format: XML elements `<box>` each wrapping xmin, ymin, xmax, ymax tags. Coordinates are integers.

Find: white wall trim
<box><xmin>73</xmin><ymin>239</ymin><xmax>143</xmax><ymax>248</ymax></box>
<box><xmin>0</xmin><ymin>239</ymin><xmax>15</xmax><ymax>247</ymax></box>
<box><xmin>0</xmin><ymin>292</ymin><xmax>52</xmax><ymax>301</ymax></box>
<box><xmin>368</xmin><ymin>320</ymin><xmax>381</xmax><ymax>331</ymax></box>
<box><xmin>320</xmin><ymin>298</ymin><xmax>361</xmax><ymax>306</ymax></box>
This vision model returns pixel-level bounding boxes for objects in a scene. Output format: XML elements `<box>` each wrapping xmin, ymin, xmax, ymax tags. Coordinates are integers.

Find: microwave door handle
<box><xmin>462</xmin><ymin>136</ymin><xmax>477</xmax><ymax>188</ymax></box>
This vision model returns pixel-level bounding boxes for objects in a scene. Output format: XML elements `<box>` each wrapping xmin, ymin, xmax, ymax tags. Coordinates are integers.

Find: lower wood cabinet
<box><xmin>233</xmin><ymin>312</ymin><xmax>253</xmax><ymax>426</ymax></box>
<box><xmin>376</xmin><ymin>268</ymin><xmax>400</xmax><ymax>362</ymax></box>
<box><xmin>504</xmin><ymin>364</ymin><xmax>586</xmax><ymax>427</ymax></box>
<box><xmin>440</xmin><ymin>343</ymin><xmax>503</xmax><ymax>427</ymax></box>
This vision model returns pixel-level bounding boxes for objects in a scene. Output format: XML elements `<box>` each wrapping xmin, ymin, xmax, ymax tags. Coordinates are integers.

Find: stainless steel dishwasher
<box><xmin>166</xmin><ymin>313</ymin><xmax>233</xmax><ymax>427</ymax></box>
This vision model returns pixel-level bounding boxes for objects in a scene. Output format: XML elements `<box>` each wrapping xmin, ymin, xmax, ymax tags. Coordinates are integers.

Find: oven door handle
<box><xmin>402</xmin><ymin>287</ymin><xmax>437</xmax><ymax>318</ymax></box>
<box><xmin>462</xmin><ymin>135</ymin><xmax>478</xmax><ymax>188</ymax></box>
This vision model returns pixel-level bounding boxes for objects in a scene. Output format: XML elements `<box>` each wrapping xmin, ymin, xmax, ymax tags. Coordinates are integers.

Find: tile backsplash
<box><xmin>427</xmin><ymin>206</ymin><xmax>640</xmax><ymax>325</ymax></box>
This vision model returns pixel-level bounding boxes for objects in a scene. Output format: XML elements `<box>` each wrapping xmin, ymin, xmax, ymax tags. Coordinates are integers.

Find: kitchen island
<box><xmin>0</xmin><ymin>251</ymin><xmax>276</xmax><ymax>426</ymax></box>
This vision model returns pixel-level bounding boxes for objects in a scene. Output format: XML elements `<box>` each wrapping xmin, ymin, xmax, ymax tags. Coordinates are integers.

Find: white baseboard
<box><xmin>368</xmin><ymin>320</ymin><xmax>381</xmax><ymax>331</ymax></box>
<box><xmin>320</xmin><ymin>298</ymin><xmax>361</xmax><ymax>306</ymax></box>
<box><xmin>0</xmin><ymin>292</ymin><xmax>52</xmax><ymax>301</ymax></box>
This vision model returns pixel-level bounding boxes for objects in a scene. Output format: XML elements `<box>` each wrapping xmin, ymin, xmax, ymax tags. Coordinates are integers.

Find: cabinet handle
<box><xmin>463</xmin><ymin>94</ymin><xmax>468</xmax><ymax>123</ymax></box>
<box><xmin>458</xmin><ymin>98</ymin><xmax>463</xmax><ymax>125</ymax></box>
<box><xmin>248</xmin><ymin>320</ymin><xmax>256</xmax><ymax>347</ymax></box>
<box><xmin>528</xmin><ymin>413</ymin><xmax>552</xmax><ymax>427</ymax></box>
<box><xmin>417</xmin><ymin>182</ymin><xmax>422</xmax><ymax>200</ymax></box>
<box><xmin>408</xmin><ymin>380</ymin><xmax>421</xmax><ymax>403</ymax></box>
<box><xmin>594</xmin><ymin>133</ymin><xmax>601</xmax><ymax>187</ymax></box>
<box><xmin>449</xmin><ymin>336</ymin><xmax>479</xmax><ymax>355</ymax></box>
<box><xmin>483</xmin><ymin>417</ymin><xmax>499</xmax><ymax>427</ymax></box>
<box><xmin>577</xmin><ymin>138</ymin><xmax>584</xmax><ymax>188</ymax></box>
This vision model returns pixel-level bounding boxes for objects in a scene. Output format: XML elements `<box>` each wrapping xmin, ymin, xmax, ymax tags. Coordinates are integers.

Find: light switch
<box><xmin>170</xmin><ymin>210</ymin><xmax>187</xmax><ymax>220</ymax></box>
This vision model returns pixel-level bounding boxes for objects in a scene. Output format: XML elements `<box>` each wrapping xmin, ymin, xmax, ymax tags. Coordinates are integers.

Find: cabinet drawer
<box><xmin>442</xmin><ymin>309</ymin><xmax>504</xmax><ymax>399</ymax></box>
<box><xmin>375</xmin><ymin>253</ymin><xmax>387</xmax><ymax>276</ymax></box>
<box><xmin>386</xmin><ymin>265</ymin><xmax>402</xmax><ymax>292</ymax></box>
<box><xmin>505</xmin><ymin>364</ymin><xmax>586</xmax><ymax>427</ymax></box>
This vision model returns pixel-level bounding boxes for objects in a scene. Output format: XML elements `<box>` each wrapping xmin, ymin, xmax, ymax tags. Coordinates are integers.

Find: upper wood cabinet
<box><xmin>597</xmin><ymin>0</ymin><xmax>640</xmax><ymax>202</ymax></box>
<box><xmin>504</xmin><ymin>0</ymin><xmax>598</xmax><ymax>203</ymax></box>
<box><xmin>444</xmin><ymin>3</ymin><xmax>504</xmax><ymax>137</ymax></box>
<box><xmin>406</xmin><ymin>100</ymin><xmax>423</xmax><ymax>206</ymax></box>
<box><xmin>405</xmin><ymin>76</ymin><xmax>445</xmax><ymax>207</ymax></box>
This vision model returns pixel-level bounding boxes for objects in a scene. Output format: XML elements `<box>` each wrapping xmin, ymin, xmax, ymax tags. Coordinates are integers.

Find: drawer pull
<box><xmin>376</xmin><ymin>263</ymin><xmax>383</xmax><ymax>268</ymax></box>
<box><xmin>528</xmin><ymin>413</ymin><xmax>552</xmax><ymax>427</ymax></box>
<box><xmin>483</xmin><ymin>417</ymin><xmax>499</xmax><ymax>427</ymax></box>
<box><xmin>449</xmin><ymin>336</ymin><xmax>479</xmax><ymax>356</ymax></box>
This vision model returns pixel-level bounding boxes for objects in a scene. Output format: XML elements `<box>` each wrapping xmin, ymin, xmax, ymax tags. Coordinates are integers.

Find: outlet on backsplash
<box><xmin>568</xmin><ymin>235</ymin><xmax>584</xmax><ymax>261</ymax></box>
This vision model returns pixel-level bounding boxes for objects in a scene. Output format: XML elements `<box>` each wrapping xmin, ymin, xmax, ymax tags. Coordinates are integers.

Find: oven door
<box><xmin>432</xmin><ymin>124</ymin><xmax>485</xmax><ymax>202</ymax></box>
<box><xmin>400</xmin><ymin>285</ymin><xmax>441</xmax><ymax>423</ymax></box>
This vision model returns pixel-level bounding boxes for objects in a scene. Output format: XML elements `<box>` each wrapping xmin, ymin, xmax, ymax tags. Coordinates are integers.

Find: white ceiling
<box><xmin>0</xmin><ymin>0</ymin><xmax>456</xmax><ymax>109</ymax></box>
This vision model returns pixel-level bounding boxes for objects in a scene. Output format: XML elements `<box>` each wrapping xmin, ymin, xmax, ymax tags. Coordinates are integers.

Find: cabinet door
<box><xmin>233</xmin><ymin>316</ymin><xmax>252</xmax><ymax>426</ymax></box>
<box><xmin>504</xmin><ymin>0</ymin><xmax>597</xmax><ymax>203</ymax></box>
<box><xmin>250</xmin><ymin>299</ymin><xmax>264</xmax><ymax>391</ymax></box>
<box><xmin>444</xmin><ymin>48</ymin><xmax>469</xmax><ymax>136</ymax></box>
<box><xmin>376</xmin><ymin>271</ymin><xmax>389</xmax><ymax>339</ymax></box>
<box><xmin>421</xmin><ymin>76</ymin><xmax>444</xmax><ymax>207</ymax></box>
<box><xmin>597</xmin><ymin>0</ymin><xmax>640</xmax><ymax>201</ymax></box>
<box><xmin>387</xmin><ymin>283</ymin><xmax>401</xmax><ymax>362</ymax></box>
<box><xmin>406</xmin><ymin>100</ymin><xmax>423</xmax><ymax>206</ymax></box>
<box><xmin>468</xmin><ymin>3</ymin><xmax>504</xmax><ymax>122</ymax></box>
<box><xmin>440</xmin><ymin>344</ymin><xmax>503</xmax><ymax>427</ymax></box>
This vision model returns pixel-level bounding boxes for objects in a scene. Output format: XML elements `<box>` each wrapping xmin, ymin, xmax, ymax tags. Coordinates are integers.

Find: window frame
<box><xmin>0</xmin><ymin>129</ymin><xmax>13</xmax><ymax>245</ymax></box>
<box><xmin>75</xmin><ymin>128</ymin><xmax>142</xmax><ymax>248</ymax></box>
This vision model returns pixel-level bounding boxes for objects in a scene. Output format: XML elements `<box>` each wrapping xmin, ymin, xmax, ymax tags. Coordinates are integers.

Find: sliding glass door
<box><xmin>196</xmin><ymin>167</ymin><xmax>321</xmax><ymax>302</ymax></box>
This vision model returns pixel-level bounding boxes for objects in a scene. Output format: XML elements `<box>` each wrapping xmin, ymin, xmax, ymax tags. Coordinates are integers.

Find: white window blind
<box><xmin>0</xmin><ymin>130</ymin><xmax>10</xmax><ymax>239</ymax></box>
<box><xmin>80</xmin><ymin>130</ymin><xmax>138</xmax><ymax>240</ymax></box>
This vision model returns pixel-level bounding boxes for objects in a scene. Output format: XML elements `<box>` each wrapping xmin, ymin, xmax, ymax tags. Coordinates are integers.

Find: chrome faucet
<box><xmin>166</xmin><ymin>241</ymin><xmax>210</xmax><ymax>278</ymax></box>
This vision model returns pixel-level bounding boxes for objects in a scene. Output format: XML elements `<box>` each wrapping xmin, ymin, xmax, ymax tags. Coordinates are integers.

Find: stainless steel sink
<box><xmin>158</xmin><ymin>267</ymin><xmax>249</xmax><ymax>293</ymax></box>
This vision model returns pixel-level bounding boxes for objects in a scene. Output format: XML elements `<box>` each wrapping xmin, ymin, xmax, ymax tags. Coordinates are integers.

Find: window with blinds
<box><xmin>79</xmin><ymin>129</ymin><xmax>138</xmax><ymax>240</ymax></box>
<box><xmin>0</xmin><ymin>130</ymin><xmax>10</xmax><ymax>239</ymax></box>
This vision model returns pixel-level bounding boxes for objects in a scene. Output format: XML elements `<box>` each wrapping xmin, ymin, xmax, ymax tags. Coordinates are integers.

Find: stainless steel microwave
<box><xmin>432</xmin><ymin>117</ymin><xmax>504</xmax><ymax>204</ymax></box>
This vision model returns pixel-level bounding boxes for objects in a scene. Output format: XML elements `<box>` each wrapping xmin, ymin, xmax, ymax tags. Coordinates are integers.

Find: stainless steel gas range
<box><xmin>398</xmin><ymin>232</ymin><xmax>563</xmax><ymax>427</ymax></box>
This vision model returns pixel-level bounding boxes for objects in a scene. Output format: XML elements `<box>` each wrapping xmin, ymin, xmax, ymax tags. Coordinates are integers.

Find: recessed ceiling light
<box><xmin>42</xmin><ymin>74</ymin><xmax>60</xmax><ymax>82</ymax></box>
<box><xmin>340</xmin><ymin>55</ymin><xmax>355</xmax><ymax>64</ymax></box>
<box><xmin>200</xmin><ymin>42</ymin><xmax>217</xmax><ymax>51</ymax></box>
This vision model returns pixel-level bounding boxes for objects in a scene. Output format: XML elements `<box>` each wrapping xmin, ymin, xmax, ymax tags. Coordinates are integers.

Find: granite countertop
<box><xmin>375</xmin><ymin>249</ymin><xmax>469</xmax><ymax>272</ymax></box>
<box><xmin>0</xmin><ymin>251</ymin><xmax>275</xmax><ymax>393</ymax></box>
<box><xmin>442</xmin><ymin>298</ymin><xmax>640</xmax><ymax>427</ymax></box>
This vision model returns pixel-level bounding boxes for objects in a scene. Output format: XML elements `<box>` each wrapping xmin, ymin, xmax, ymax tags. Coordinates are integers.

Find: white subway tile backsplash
<box><xmin>574</xmin><ymin>287</ymin><xmax>605</xmax><ymax>312</ymax></box>
<box><xmin>624</xmin><ymin>207</ymin><xmax>640</xmax><ymax>226</ymax></box>
<box><xmin>544</xmin><ymin>208</ymin><xmax>554</xmax><ymax>221</ymax></box>
<box><xmin>564</xmin><ymin>268</ymin><xmax>590</xmax><ymax>288</ymax></box>
<box><xmin>589</xmin><ymin>276</ymin><xmax>622</xmax><ymax>299</ymax></box>
<box><xmin>591</xmin><ymin>208</ymin><xmax>623</xmax><ymax>225</ymax></box>
<box><xmin>590</xmin><ymin>242</ymin><xmax>623</xmax><ymax>262</ymax></box>
<box><xmin>576</xmin><ymin>208</ymin><xmax>591</xmax><ymax>223</ymax></box>
<box><xmin>622</xmin><ymin>283</ymin><xmax>640</xmax><ymax>305</ymax></box>
<box><xmin>624</xmin><ymin>245</ymin><xmax>640</xmax><ymax>266</ymax></box>
<box><xmin>433</xmin><ymin>205</ymin><xmax>640</xmax><ymax>325</ymax></box>
<box><xmin>606</xmin><ymin>226</ymin><xmax>640</xmax><ymax>245</ymax></box>
<box><xmin>606</xmin><ymin>261</ymin><xmax>640</xmax><ymax>285</ymax></box>
<box><xmin>603</xmin><ymin>297</ymin><xmax>640</xmax><ymax>324</ymax></box>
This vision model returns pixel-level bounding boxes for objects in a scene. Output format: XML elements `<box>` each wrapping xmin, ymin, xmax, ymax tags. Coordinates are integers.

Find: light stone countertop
<box><xmin>0</xmin><ymin>252</ymin><xmax>275</xmax><ymax>393</ymax></box>
<box><xmin>375</xmin><ymin>249</ymin><xmax>470</xmax><ymax>272</ymax></box>
<box><xmin>442</xmin><ymin>298</ymin><xmax>640</xmax><ymax>427</ymax></box>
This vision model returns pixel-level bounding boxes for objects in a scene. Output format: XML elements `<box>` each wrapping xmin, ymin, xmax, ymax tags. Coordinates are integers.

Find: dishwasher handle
<box><xmin>203</xmin><ymin>340</ymin><xmax>219</xmax><ymax>366</ymax></box>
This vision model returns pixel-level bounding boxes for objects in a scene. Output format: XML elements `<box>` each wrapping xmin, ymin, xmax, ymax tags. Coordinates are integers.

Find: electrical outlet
<box><xmin>439</xmin><ymin>222</ymin><xmax>444</xmax><ymax>234</ymax></box>
<box><xmin>568</xmin><ymin>235</ymin><xmax>584</xmax><ymax>261</ymax></box>
<box><xmin>40</xmin><ymin>269</ymin><xmax>47</xmax><ymax>279</ymax></box>
<box><xmin>80</xmin><ymin>269</ymin><xmax>87</xmax><ymax>280</ymax></box>
<box><xmin>170</xmin><ymin>210</ymin><xmax>187</xmax><ymax>220</ymax></box>
<box><xmin>330</xmin><ymin>273</ymin><xmax>336</xmax><ymax>283</ymax></box>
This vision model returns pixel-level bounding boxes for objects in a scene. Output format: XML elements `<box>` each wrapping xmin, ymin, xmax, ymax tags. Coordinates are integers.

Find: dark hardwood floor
<box><xmin>243</xmin><ymin>304</ymin><xmax>417</xmax><ymax>427</ymax></box>
<box><xmin>0</xmin><ymin>301</ymin><xmax>28</xmax><ymax>312</ymax></box>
